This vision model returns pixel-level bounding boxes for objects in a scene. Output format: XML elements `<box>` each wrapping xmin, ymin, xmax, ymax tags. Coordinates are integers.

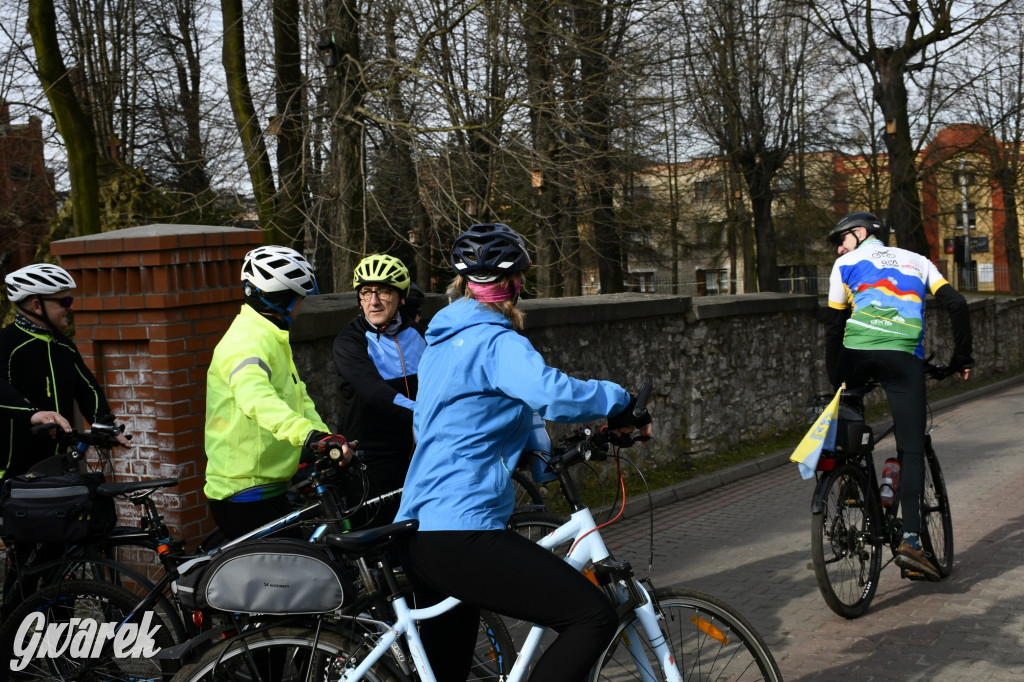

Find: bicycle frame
<box><xmin>337</xmin><ymin>503</ymin><xmax>683</xmax><ymax>682</ymax></box>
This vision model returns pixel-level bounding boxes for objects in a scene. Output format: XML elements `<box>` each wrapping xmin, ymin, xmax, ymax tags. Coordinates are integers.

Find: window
<box><xmin>698</xmin><ymin>268</ymin><xmax>728</xmax><ymax>296</ymax></box>
<box><xmin>694</xmin><ymin>179</ymin><xmax>723</xmax><ymax>200</ymax></box>
<box><xmin>626</xmin><ymin>230</ymin><xmax>652</xmax><ymax>246</ymax></box>
<box><xmin>631</xmin><ymin>271</ymin><xmax>656</xmax><ymax>293</ymax></box>
<box><xmin>954</xmin><ymin>203</ymin><xmax>976</xmax><ymax>230</ymax></box>
<box><xmin>696</xmin><ymin>221</ymin><xmax>724</xmax><ymax>246</ymax></box>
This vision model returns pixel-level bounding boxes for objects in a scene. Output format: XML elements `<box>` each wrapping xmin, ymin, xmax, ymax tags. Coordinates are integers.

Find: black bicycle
<box><xmin>809</xmin><ymin>362</ymin><xmax>955</xmax><ymax>619</ymax></box>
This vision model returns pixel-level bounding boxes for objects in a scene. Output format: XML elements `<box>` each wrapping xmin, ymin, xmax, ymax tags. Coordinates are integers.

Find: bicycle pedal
<box><xmin>901</xmin><ymin>567</ymin><xmax>939</xmax><ymax>582</ymax></box>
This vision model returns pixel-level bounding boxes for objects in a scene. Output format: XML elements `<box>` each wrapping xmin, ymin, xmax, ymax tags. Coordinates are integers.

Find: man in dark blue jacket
<box><xmin>333</xmin><ymin>254</ymin><xmax>425</xmax><ymax>528</ymax></box>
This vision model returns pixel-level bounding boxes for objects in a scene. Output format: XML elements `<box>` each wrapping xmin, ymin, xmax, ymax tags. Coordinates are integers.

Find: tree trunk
<box><xmin>324</xmin><ymin>0</ymin><xmax>365</xmax><ymax>292</ymax></box>
<box><xmin>27</xmin><ymin>0</ymin><xmax>101</xmax><ymax>236</ymax></box>
<box><xmin>742</xmin><ymin>159</ymin><xmax>780</xmax><ymax>292</ymax></box>
<box><xmin>575</xmin><ymin>0</ymin><xmax>624</xmax><ymax>294</ymax></box>
<box><xmin>221</xmin><ymin>0</ymin><xmax>277</xmax><ymax>240</ymax></box>
<box><xmin>995</xmin><ymin>169</ymin><xmax>1024</xmax><ymax>296</ymax></box>
<box><xmin>873</xmin><ymin>48</ymin><xmax>929</xmax><ymax>255</ymax></box>
<box><xmin>272</xmin><ymin>0</ymin><xmax>307</xmax><ymax>245</ymax></box>
<box><xmin>383</xmin><ymin>3</ymin><xmax>432</xmax><ymax>287</ymax></box>
<box><xmin>525</xmin><ymin>0</ymin><xmax>562</xmax><ymax>297</ymax></box>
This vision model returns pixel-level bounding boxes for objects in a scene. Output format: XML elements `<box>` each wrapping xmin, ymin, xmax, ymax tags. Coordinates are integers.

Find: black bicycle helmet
<box><xmin>829</xmin><ymin>212</ymin><xmax>883</xmax><ymax>245</ymax></box>
<box><xmin>450</xmin><ymin>223</ymin><xmax>532</xmax><ymax>283</ymax></box>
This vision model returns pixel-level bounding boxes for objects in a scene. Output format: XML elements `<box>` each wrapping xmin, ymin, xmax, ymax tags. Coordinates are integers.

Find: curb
<box><xmin>610</xmin><ymin>372</ymin><xmax>1024</xmax><ymax>520</ymax></box>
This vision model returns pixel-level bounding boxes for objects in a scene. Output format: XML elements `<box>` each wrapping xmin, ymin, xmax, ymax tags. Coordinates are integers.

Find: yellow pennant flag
<box><xmin>791</xmin><ymin>385</ymin><xmax>843</xmax><ymax>480</ymax></box>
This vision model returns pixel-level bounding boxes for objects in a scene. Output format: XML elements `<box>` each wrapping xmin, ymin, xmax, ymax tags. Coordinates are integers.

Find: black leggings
<box><xmin>835</xmin><ymin>348</ymin><xmax>926</xmax><ymax>534</ymax></box>
<box><xmin>401</xmin><ymin>529</ymin><xmax>618</xmax><ymax>682</ymax></box>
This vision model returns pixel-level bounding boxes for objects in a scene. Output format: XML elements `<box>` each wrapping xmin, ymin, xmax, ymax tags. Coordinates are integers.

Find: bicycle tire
<box><xmin>590</xmin><ymin>586</ymin><xmax>782</xmax><ymax>682</ymax></box>
<box><xmin>507</xmin><ymin>509</ymin><xmax>566</xmax><ymax>544</ymax></box>
<box><xmin>921</xmin><ymin>440</ymin><xmax>954</xmax><ymax>577</ymax></box>
<box><xmin>472</xmin><ymin>610</ymin><xmax>517</xmax><ymax>681</ymax></box>
<box><xmin>811</xmin><ymin>463</ymin><xmax>881</xmax><ymax>619</ymax></box>
<box><xmin>0</xmin><ymin>578</ymin><xmax>177</xmax><ymax>681</ymax></box>
<box><xmin>512</xmin><ymin>469</ymin><xmax>546</xmax><ymax>507</ymax></box>
<box><xmin>168</xmin><ymin>625</ymin><xmax>402</xmax><ymax>682</ymax></box>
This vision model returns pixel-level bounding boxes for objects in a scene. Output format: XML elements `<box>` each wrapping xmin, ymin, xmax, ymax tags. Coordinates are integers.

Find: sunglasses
<box><xmin>42</xmin><ymin>296</ymin><xmax>74</xmax><ymax>309</ymax></box>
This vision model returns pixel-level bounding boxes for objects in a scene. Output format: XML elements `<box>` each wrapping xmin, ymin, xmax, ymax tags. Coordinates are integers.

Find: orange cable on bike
<box><xmin>570</xmin><ymin>446</ymin><xmax>627</xmax><ymax>555</ymax></box>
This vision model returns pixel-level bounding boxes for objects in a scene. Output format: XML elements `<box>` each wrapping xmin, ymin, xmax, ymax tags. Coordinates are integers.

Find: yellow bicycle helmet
<box><xmin>352</xmin><ymin>254</ymin><xmax>411</xmax><ymax>295</ymax></box>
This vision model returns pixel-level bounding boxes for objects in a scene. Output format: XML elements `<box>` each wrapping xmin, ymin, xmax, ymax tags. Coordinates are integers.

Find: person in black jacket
<box><xmin>0</xmin><ymin>263</ymin><xmax>128</xmax><ymax>612</ymax></box>
<box><xmin>0</xmin><ymin>263</ymin><xmax>128</xmax><ymax>481</ymax></box>
<box><xmin>333</xmin><ymin>255</ymin><xmax>425</xmax><ymax>528</ymax></box>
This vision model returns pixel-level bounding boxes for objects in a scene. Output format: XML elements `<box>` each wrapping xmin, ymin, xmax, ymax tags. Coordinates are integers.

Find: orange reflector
<box><xmin>583</xmin><ymin>568</ymin><xmax>600</xmax><ymax>587</ymax></box>
<box><xmin>157</xmin><ymin>544</ymin><xmax>171</xmax><ymax>556</ymax></box>
<box><xmin>691</xmin><ymin>616</ymin><xmax>729</xmax><ymax>645</ymax></box>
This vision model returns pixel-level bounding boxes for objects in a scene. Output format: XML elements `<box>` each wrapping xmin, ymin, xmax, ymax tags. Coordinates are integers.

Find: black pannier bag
<box><xmin>175</xmin><ymin>538</ymin><xmax>352</xmax><ymax>615</ymax></box>
<box><xmin>0</xmin><ymin>471</ymin><xmax>114</xmax><ymax>544</ymax></box>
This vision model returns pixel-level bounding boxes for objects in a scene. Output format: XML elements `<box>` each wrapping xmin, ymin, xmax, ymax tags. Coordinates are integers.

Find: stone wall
<box><xmin>292</xmin><ymin>291</ymin><xmax>1023</xmax><ymax>467</ymax></box>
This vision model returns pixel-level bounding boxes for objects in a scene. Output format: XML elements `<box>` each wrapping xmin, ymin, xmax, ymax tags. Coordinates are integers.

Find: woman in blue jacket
<box><xmin>395</xmin><ymin>223</ymin><xmax>652</xmax><ymax>682</ymax></box>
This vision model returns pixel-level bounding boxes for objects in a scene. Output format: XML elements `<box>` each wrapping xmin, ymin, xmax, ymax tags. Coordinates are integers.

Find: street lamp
<box><xmin>958</xmin><ymin>158</ymin><xmax>971</xmax><ymax>290</ymax></box>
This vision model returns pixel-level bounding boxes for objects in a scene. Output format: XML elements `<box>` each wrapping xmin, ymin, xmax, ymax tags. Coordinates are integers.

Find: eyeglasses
<box><xmin>42</xmin><ymin>296</ymin><xmax>74</xmax><ymax>309</ymax></box>
<box><xmin>358</xmin><ymin>288</ymin><xmax>395</xmax><ymax>302</ymax></box>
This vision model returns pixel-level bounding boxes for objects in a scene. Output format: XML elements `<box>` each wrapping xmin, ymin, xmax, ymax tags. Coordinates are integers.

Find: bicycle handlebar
<box><xmin>553</xmin><ymin>379</ymin><xmax>653</xmax><ymax>465</ymax></box>
<box><xmin>29</xmin><ymin>421</ymin><xmax>130</xmax><ymax>454</ymax></box>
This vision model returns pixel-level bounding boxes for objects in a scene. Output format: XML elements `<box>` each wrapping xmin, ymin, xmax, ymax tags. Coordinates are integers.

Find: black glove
<box><xmin>303</xmin><ymin>430</ymin><xmax>348</xmax><ymax>464</ymax></box>
<box><xmin>607</xmin><ymin>394</ymin><xmax>652</xmax><ymax>431</ymax></box>
<box><xmin>949</xmin><ymin>353</ymin><xmax>974</xmax><ymax>373</ymax></box>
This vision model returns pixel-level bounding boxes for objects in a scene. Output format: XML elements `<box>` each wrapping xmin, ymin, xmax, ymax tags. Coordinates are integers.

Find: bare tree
<box><xmin>26</xmin><ymin>0</ymin><xmax>102</xmax><ymax>235</ymax></box>
<box><xmin>806</xmin><ymin>0</ymin><xmax>1015</xmax><ymax>255</ymax></box>
<box><xmin>939</xmin><ymin>13</ymin><xmax>1024</xmax><ymax>294</ymax></box>
<box><xmin>675</xmin><ymin>0</ymin><xmax>815</xmax><ymax>292</ymax></box>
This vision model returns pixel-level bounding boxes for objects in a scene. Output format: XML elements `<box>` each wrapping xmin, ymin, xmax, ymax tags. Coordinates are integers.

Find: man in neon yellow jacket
<box><xmin>204</xmin><ymin>246</ymin><xmax>352</xmax><ymax>539</ymax></box>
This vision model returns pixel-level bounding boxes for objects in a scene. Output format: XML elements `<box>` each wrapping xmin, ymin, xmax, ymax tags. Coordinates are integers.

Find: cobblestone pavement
<box><xmin>599</xmin><ymin>378</ymin><xmax>1024</xmax><ymax>681</ymax></box>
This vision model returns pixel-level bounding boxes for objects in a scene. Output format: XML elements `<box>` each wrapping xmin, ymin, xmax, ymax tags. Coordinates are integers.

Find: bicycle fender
<box><xmin>810</xmin><ymin>473</ymin><xmax>831</xmax><ymax>515</ymax></box>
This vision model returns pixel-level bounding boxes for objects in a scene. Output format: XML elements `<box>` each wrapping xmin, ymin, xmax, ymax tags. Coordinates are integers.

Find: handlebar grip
<box><xmin>633</xmin><ymin>381</ymin><xmax>652</xmax><ymax>419</ymax></box>
<box><xmin>30</xmin><ymin>422</ymin><xmax>60</xmax><ymax>436</ymax></box>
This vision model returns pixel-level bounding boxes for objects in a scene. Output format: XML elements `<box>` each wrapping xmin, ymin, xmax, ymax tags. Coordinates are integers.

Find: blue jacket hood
<box><xmin>423</xmin><ymin>296</ymin><xmax>510</xmax><ymax>346</ymax></box>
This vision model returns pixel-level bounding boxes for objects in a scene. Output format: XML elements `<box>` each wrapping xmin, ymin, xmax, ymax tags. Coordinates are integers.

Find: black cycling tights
<box><xmin>401</xmin><ymin>529</ymin><xmax>618</xmax><ymax>682</ymax></box>
<box><xmin>835</xmin><ymin>348</ymin><xmax>926</xmax><ymax>534</ymax></box>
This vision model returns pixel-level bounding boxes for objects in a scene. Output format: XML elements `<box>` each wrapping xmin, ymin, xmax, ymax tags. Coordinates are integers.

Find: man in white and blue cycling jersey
<box><xmin>824</xmin><ymin>211</ymin><xmax>973</xmax><ymax>580</ymax></box>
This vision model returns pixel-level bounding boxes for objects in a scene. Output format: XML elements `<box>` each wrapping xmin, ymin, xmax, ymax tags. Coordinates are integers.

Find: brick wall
<box><xmin>51</xmin><ymin>224</ymin><xmax>263</xmax><ymax>542</ymax></box>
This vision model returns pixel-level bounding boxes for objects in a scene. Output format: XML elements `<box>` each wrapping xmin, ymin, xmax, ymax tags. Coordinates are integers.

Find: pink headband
<box><xmin>467</xmin><ymin>279</ymin><xmax>522</xmax><ymax>303</ymax></box>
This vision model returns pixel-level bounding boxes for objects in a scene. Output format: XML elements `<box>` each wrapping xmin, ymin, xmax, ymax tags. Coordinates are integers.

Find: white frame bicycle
<box><xmin>173</xmin><ymin>421</ymin><xmax>782</xmax><ymax>682</ymax></box>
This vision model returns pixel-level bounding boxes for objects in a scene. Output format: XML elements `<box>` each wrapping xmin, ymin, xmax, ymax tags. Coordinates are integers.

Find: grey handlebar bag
<box><xmin>175</xmin><ymin>537</ymin><xmax>352</xmax><ymax>615</ymax></box>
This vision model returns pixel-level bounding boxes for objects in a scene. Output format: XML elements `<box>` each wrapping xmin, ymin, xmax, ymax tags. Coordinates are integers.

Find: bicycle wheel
<box><xmin>471</xmin><ymin>610</ymin><xmax>517</xmax><ymax>681</ymax></box>
<box><xmin>921</xmin><ymin>441</ymin><xmax>954</xmax><ymax>577</ymax></box>
<box><xmin>590</xmin><ymin>587</ymin><xmax>782</xmax><ymax>682</ymax></box>
<box><xmin>512</xmin><ymin>469</ymin><xmax>546</xmax><ymax>507</ymax></box>
<box><xmin>169</xmin><ymin>625</ymin><xmax>402</xmax><ymax>681</ymax></box>
<box><xmin>0</xmin><ymin>578</ymin><xmax>177</xmax><ymax>681</ymax></box>
<box><xmin>811</xmin><ymin>463</ymin><xmax>881</xmax><ymax>619</ymax></box>
<box><xmin>507</xmin><ymin>509</ymin><xmax>566</xmax><ymax>545</ymax></box>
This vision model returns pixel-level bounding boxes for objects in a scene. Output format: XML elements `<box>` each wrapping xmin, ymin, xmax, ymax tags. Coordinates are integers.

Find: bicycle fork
<box><xmin>597</xmin><ymin>559</ymin><xmax>684</xmax><ymax>682</ymax></box>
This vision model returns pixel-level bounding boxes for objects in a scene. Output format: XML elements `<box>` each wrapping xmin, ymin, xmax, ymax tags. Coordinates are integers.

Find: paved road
<box><xmin>600</xmin><ymin>378</ymin><xmax>1024</xmax><ymax>681</ymax></box>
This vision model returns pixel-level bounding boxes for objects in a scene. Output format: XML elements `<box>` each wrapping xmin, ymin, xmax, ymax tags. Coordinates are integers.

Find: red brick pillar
<box><xmin>50</xmin><ymin>225</ymin><xmax>264</xmax><ymax>543</ymax></box>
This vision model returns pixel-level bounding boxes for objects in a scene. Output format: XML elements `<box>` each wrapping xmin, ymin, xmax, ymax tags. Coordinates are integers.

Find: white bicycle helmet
<box><xmin>5</xmin><ymin>264</ymin><xmax>77</xmax><ymax>303</ymax></box>
<box><xmin>241</xmin><ymin>246</ymin><xmax>319</xmax><ymax>296</ymax></box>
